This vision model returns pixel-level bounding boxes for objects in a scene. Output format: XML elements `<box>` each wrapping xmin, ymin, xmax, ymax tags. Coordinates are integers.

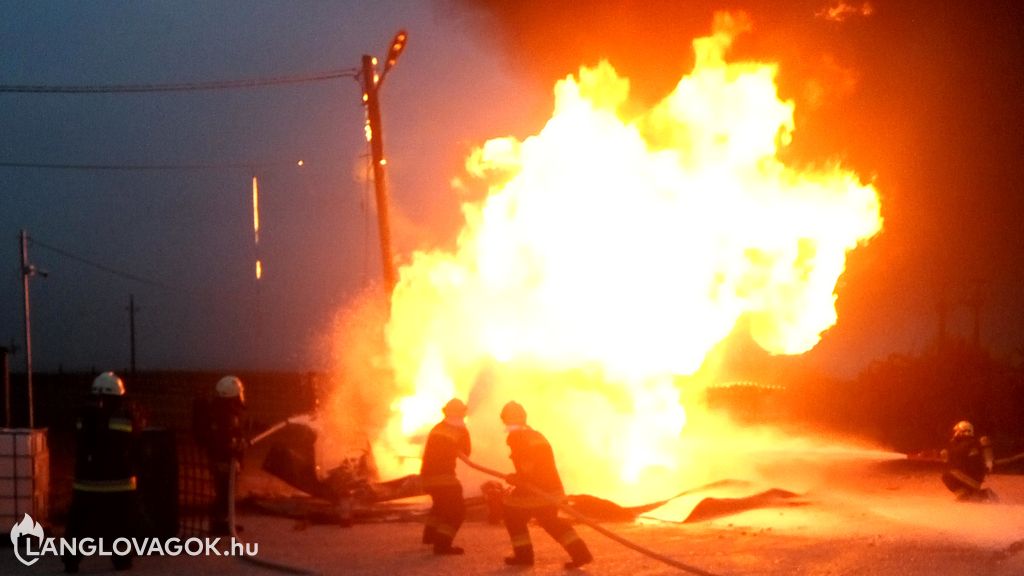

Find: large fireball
<box><xmin>357</xmin><ymin>13</ymin><xmax>882</xmax><ymax>504</ymax></box>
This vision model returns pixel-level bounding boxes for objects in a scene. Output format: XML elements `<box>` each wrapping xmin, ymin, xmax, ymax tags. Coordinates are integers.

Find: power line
<box><xmin>28</xmin><ymin>237</ymin><xmax>169</xmax><ymax>289</ymax></box>
<box><xmin>0</xmin><ymin>68</ymin><xmax>359</xmax><ymax>94</ymax></box>
<box><xmin>0</xmin><ymin>160</ymin><xmax>306</xmax><ymax>172</ymax></box>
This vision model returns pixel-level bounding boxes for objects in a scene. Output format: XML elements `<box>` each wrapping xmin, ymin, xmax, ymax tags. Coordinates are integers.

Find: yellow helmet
<box><xmin>953</xmin><ymin>420</ymin><xmax>974</xmax><ymax>438</ymax></box>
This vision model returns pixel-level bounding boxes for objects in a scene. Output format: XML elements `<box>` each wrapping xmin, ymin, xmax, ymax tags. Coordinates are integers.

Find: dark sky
<box><xmin>0</xmin><ymin>1</ymin><xmax>543</xmax><ymax>372</ymax></box>
<box><xmin>2</xmin><ymin>1</ymin><xmax>1023</xmax><ymax>376</ymax></box>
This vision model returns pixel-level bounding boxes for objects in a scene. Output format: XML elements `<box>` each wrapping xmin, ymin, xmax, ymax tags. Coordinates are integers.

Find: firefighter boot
<box><xmin>564</xmin><ymin>539</ymin><xmax>593</xmax><ymax>569</ymax></box>
<box><xmin>504</xmin><ymin>545</ymin><xmax>535</xmax><ymax>566</ymax></box>
<box><xmin>432</xmin><ymin>527</ymin><xmax>464</xmax><ymax>555</ymax></box>
<box><xmin>421</xmin><ymin>523</ymin><xmax>437</xmax><ymax>545</ymax></box>
<box><xmin>432</xmin><ymin>534</ymin><xmax>463</xmax><ymax>554</ymax></box>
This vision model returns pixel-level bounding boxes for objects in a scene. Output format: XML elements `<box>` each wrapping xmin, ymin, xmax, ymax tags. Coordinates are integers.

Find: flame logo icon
<box><xmin>10</xmin><ymin>513</ymin><xmax>44</xmax><ymax>566</ymax></box>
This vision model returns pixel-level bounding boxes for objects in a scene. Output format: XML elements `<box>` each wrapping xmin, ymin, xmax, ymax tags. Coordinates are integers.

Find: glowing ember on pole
<box><xmin>358</xmin><ymin>13</ymin><xmax>883</xmax><ymax>503</ymax></box>
<box><xmin>252</xmin><ymin>175</ymin><xmax>262</xmax><ymax>280</ymax></box>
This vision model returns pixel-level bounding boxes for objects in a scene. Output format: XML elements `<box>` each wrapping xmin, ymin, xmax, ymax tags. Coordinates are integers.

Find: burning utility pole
<box><xmin>360</xmin><ymin>30</ymin><xmax>408</xmax><ymax>293</ymax></box>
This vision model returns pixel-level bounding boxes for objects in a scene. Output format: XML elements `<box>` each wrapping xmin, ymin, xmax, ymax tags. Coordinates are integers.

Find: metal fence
<box><xmin>0</xmin><ymin>371</ymin><xmax>318</xmax><ymax>537</ymax></box>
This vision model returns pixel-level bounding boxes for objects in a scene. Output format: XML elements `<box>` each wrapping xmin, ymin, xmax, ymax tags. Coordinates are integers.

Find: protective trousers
<box><xmin>63</xmin><ymin>489</ymin><xmax>140</xmax><ymax>571</ymax></box>
<box><xmin>942</xmin><ymin>469</ymin><xmax>985</xmax><ymax>500</ymax></box>
<box><xmin>209</xmin><ymin>459</ymin><xmax>234</xmax><ymax>535</ymax></box>
<box><xmin>503</xmin><ymin>503</ymin><xmax>591</xmax><ymax>565</ymax></box>
<box><xmin>423</xmin><ymin>484</ymin><xmax>465</xmax><ymax>551</ymax></box>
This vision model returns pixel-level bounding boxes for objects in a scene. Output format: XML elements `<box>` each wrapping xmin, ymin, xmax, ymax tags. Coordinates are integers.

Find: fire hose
<box><xmin>228</xmin><ymin>418</ymin><xmax>724</xmax><ymax>574</ymax></box>
<box><xmin>459</xmin><ymin>455</ymin><xmax>727</xmax><ymax>576</ymax></box>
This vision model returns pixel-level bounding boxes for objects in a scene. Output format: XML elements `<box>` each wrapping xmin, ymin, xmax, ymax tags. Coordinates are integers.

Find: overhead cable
<box><xmin>0</xmin><ymin>68</ymin><xmax>359</xmax><ymax>93</ymax></box>
<box><xmin>0</xmin><ymin>159</ymin><xmax>307</xmax><ymax>171</ymax></box>
<box><xmin>29</xmin><ymin>237</ymin><xmax>169</xmax><ymax>289</ymax></box>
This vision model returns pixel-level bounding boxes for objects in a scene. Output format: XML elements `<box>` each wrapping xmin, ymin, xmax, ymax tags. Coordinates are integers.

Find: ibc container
<box><xmin>0</xmin><ymin>428</ymin><xmax>49</xmax><ymax>530</ymax></box>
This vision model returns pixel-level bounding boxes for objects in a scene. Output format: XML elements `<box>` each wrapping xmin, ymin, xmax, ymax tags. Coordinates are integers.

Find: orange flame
<box><xmin>367</xmin><ymin>14</ymin><xmax>882</xmax><ymax>502</ymax></box>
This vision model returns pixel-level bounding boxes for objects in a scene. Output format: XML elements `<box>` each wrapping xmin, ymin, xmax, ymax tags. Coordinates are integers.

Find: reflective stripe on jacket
<box><xmin>73</xmin><ymin>476</ymin><xmax>138</xmax><ymax>492</ymax></box>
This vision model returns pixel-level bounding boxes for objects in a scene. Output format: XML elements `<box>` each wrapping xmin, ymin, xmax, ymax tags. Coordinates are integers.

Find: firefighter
<box><xmin>500</xmin><ymin>401</ymin><xmax>592</xmax><ymax>569</ymax></box>
<box><xmin>420</xmin><ymin>398</ymin><xmax>471</xmax><ymax>555</ymax></box>
<box><xmin>941</xmin><ymin>420</ymin><xmax>995</xmax><ymax>501</ymax></box>
<box><xmin>63</xmin><ymin>372</ymin><xmax>143</xmax><ymax>573</ymax></box>
<box><xmin>197</xmin><ymin>375</ymin><xmax>248</xmax><ymax>535</ymax></box>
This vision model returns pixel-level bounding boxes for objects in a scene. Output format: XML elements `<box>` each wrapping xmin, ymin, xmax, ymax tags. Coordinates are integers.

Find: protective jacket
<box><xmin>420</xmin><ymin>420</ymin><xmax>471</xmax><ymax>488</ymax></box>
<box><xmin>506</xmin><ymin>426</ymin><xmax>564</xmax><ymax>505</ymax></box>
<box><xmin>202</xmin><ymin>396</ymin><xmax>247</xmax><ymax>462</ymax></box>
<box><xmin>73</xmin><ymin>398</ymin><xmax>140</xmax><ymax>492</ymax></box>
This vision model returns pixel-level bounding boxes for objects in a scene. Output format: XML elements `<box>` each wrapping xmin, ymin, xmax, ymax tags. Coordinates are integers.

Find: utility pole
<box><xmin>360</xmin><ymin>30</ymin><xmax>408</xmax><ymax>293</ymax></box>
<box><xmin>20</xmin><ymin>229</ymin><xmax>45</xmax><ymax>429</ymax></box>
<box><xmin>128</xmin><ymin>295</ymin><xmax>137</xmax><ymax>375</ymax></box>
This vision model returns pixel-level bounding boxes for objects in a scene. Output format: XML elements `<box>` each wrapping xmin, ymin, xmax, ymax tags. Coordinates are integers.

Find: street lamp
<box><xmin>381</xmin><ymin>30</ymin><xmax>408</xmax><ymax>82</ymax></box>
<box><xmin>361</xmin><ymin>30</ymin><xmax>408</xmax><ymax>292</ymax></box>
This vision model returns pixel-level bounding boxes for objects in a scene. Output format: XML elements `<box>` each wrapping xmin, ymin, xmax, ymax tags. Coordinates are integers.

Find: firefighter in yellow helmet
<box><xmin>500</xmin><ymin>401</ymin><xmax>592</xmax><ymax>569</ymax></box>
<box><xmin>420</xmin><ymin>398</ymin><xmax>471</xmax><ymax>555</ymax></box>
<box><xmin>63</xmin><ymin>372</ymin><xmax>143</xmax><ymax>573</ymax></box>
<box><xmin>941</xmin><ymin>420</ymin><xmax>996</xmax><ymax>501</ymax></box>
<box><xmin>195</xmin><ymin>376</ymin><xmax>248</xmax><ymax>535</ymax></box>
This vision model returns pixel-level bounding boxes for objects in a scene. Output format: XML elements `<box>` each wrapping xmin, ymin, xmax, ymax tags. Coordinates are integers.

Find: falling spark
<box><xmin>252</xmin><ymin>175</ymin><xmax>261</xmax><ymax>280</ymax></box>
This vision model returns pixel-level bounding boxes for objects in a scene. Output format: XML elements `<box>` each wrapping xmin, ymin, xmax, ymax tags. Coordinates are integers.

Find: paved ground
<box><xmin>5</xmin><ymin>461</ymin><xmax>1024</xmax><ymax>576</ymax></box>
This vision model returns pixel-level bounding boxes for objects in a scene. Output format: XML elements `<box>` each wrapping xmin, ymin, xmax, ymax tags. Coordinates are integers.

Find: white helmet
<box><xmin>216</xmin><ymin>376</ymin><xmax>245</xmax><ymax>404</ymax></box>
<box><xmin>953</xmin><ymin>420</ymin><xmax>974</xmax><ymax>438</ymax></box>
<box><xmin>91</xmin><ymin>371</ymin><xmax>126</xmax><ymax>396</ymax></box>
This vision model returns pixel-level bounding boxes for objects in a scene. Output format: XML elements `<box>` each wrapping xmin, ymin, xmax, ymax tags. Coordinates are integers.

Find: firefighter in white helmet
<box><xmin>420</xmin><ymin>398</ymin><xmax>471</xmax><ymax>555</ymax></box>
<box><xmin>64</xmin><ymin>372</ymin><xmax>143</xmax><ymax>572</ymax></box>
<box><xmin>941</xmin><ymin>420</ymin><xmax>996</xmax><ymax>501</ymax></box>
<box><xmin>500</xmin><ymin>401</ymin><xmax>593</xmax><ymax>569</ymax></box>
<box><xmin>194</xmin><ymin>375</ymin><xmax>248</xmax><ymax>534</ymax></box>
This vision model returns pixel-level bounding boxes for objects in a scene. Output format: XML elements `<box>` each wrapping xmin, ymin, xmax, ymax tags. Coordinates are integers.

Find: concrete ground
<box><xmin>5</xmin><ymin>461</ymin><xmax>1024</xmax><ymax>576</ymax></box>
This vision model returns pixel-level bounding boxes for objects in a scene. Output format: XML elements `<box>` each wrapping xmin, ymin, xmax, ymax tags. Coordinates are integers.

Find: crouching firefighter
<box><xmin>63</xmin><ymin>372</ymin><xmax>143</xmax><ymax>573</ymax></box>
<box><xmin>941</xmin><ymin>420</ymin><xmax>996</xmax><ymax>502</ymax></box>
<box><xmin>500</xmin><ymin>401</ymin><xmax>593</xmax><ymax>569</ymax></box>
<box><xmin>420</xmin><ymin>398</ymin><xmax>471</xmax><ymax>555</ymax></box>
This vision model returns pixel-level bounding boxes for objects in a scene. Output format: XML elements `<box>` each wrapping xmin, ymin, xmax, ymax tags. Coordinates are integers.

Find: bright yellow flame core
<box><xmin>252</xmin><ymin>176</ymin><xmax>262</xmax><ymax>280</ymax></box>
<box><xmin>252</xmin><ymin>176</ymin><xmax>260</xmax><ymax>242</ymax></box>
<box><xmin>374</xmin><ymin>18</ymin><xmax>882</xmax><ymax>501</ymax></box>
